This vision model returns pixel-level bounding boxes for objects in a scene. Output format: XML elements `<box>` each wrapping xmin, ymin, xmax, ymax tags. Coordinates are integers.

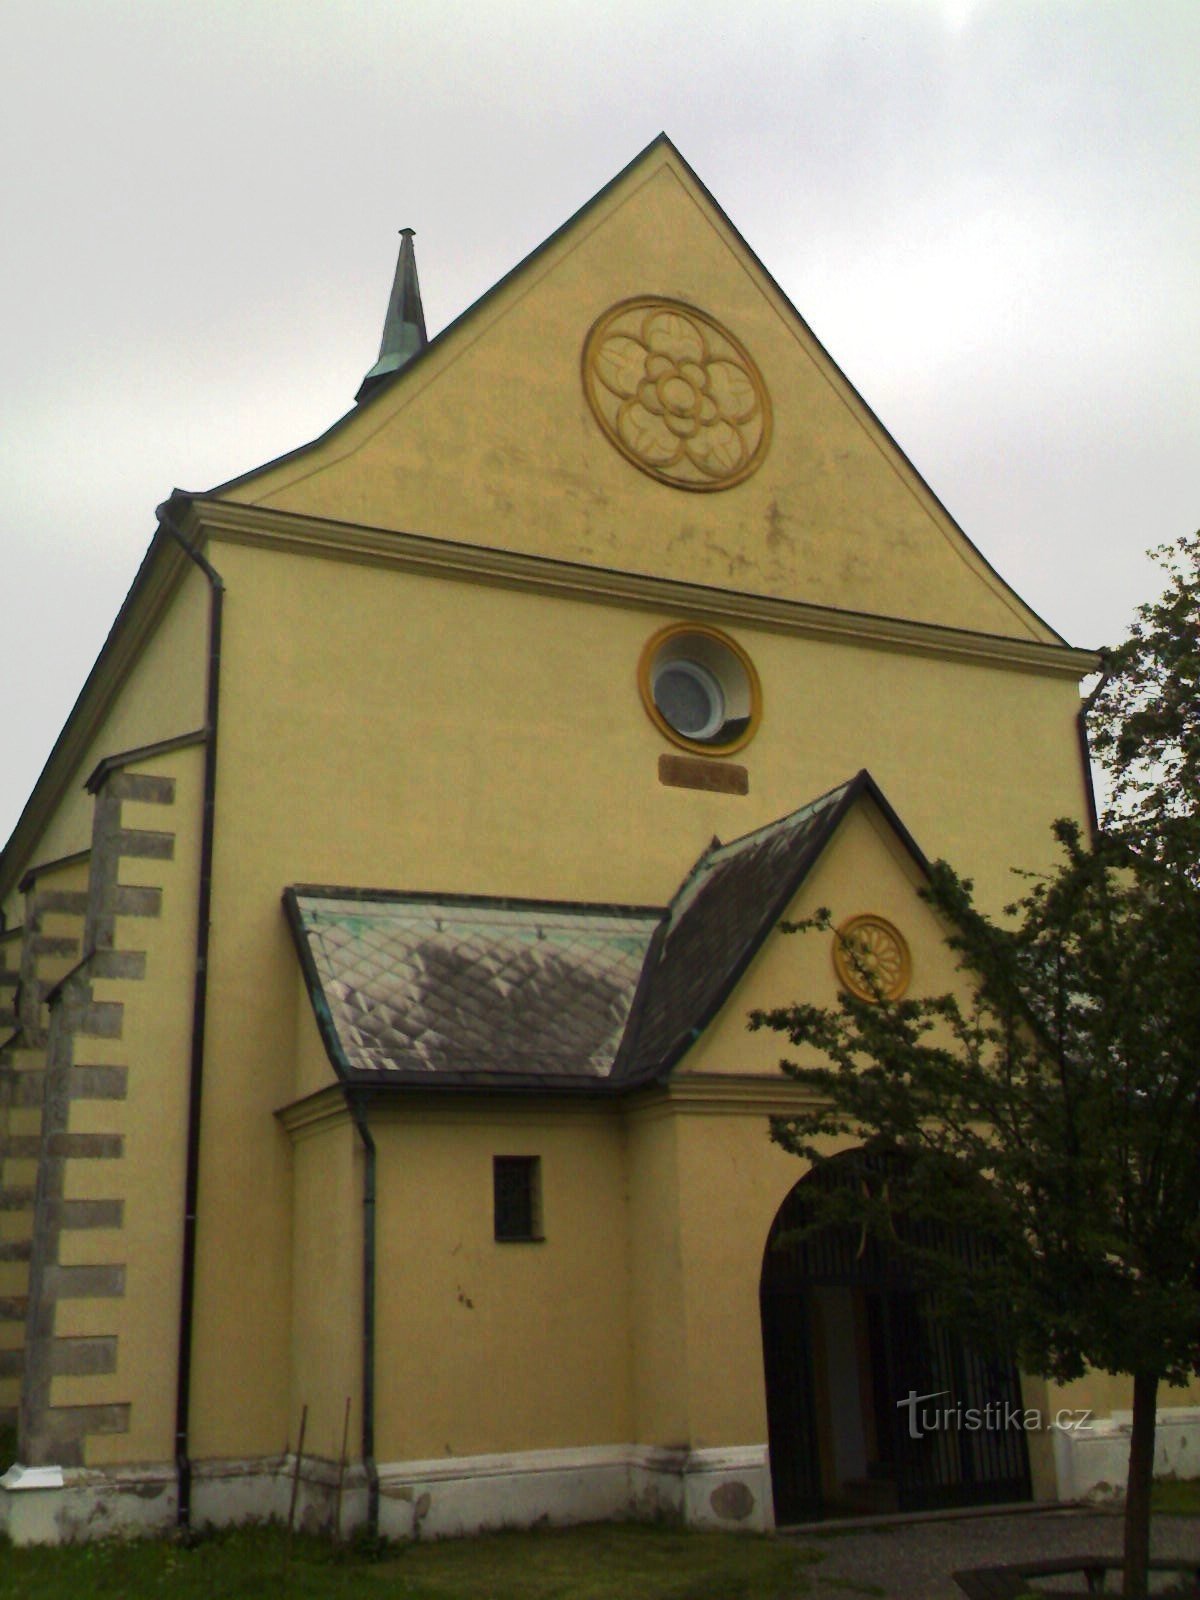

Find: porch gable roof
<box><xmin>285</xmin><ymin>770</ymin><xmax>928</xmax><ymax>1091</ymax></box>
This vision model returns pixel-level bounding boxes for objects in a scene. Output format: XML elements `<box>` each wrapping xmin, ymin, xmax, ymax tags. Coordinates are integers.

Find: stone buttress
<box><xmin>15</xmin><ymin>757</ymin><xmax>188</xmax><ymax>1469</ymax></box>
<box><xmin>0</xmin><ymin>853</ymin><xmax>91</xmax><ymax>1430</ymax></box>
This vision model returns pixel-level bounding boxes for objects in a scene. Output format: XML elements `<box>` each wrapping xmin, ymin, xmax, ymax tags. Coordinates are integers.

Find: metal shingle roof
<box><xmin>292</xmin><ymin>895</ymin><xmax>662</xmax><ymax>1080</ymax></box>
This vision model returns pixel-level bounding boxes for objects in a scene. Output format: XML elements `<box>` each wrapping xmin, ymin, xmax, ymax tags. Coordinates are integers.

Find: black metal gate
<box><xmin>760</xmin><ymin>1152</ymin><xmax>1031</xmax><ymax>1524</ymax></box>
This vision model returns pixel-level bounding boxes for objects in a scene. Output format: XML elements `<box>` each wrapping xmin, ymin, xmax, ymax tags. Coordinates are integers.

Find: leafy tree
<box><xmin>752</xmin><ymin>535</ymin><xmax>1200</xmax><ymax>1598</ymax></box>
<box><xmin>1090</xmin><ymin>532</ymin><xmax>1200</xmax><ymax>879</ymax></box>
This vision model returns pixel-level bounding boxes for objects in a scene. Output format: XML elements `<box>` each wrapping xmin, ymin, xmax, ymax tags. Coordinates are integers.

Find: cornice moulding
<box><xmin>193</xmin><ymin>499</ymin><xmax>1099</xmax><ymax>680</ymax></box>
<box><xmin>627</xmin><ymin>1074</ymin><xmax>827</xmax><ymax>1119</ymax></box>
<box><xmin>273</xmin><ymin>1074</ymin><xmax>821</xmax><ymax>1128</ymax></box>
<box><xmin>275</xmin><ymin>1085</ymin><xmax>351</xmax><ymax>1138</ymax></box>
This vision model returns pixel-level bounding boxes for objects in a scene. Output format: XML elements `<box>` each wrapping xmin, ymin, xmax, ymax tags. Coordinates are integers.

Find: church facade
<box><xmin>1</xmin><ymin>137</ymin><xmax>1187</xmax><ymax>1544</ymax></box>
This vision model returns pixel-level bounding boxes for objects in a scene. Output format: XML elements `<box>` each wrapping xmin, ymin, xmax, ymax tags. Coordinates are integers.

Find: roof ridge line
<box><xmin>701</xmin><ymin>773</ymin><xmax>860</xmax><ymax>862</ymax></box>
<box><xmin>288</xmin><ymin>883</ymin><xmax>667</xmax><ymax>918</ymax></box>
<box><xmin>659</xmin><ymin>774</ymin><xmax>862</xmax><ymax>931</ymax></box>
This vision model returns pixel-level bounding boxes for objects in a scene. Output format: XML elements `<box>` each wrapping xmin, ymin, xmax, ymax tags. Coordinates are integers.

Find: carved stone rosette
<box><xmin>583</xmin><ymin>298</ymin><xmax>771</xmax><ymax>490</ymax></box>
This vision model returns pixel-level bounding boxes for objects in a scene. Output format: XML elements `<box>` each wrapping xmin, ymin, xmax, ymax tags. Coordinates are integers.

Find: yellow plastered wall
<box><xmin>226</xmin><ymin>151</ymin><xmax>1052</xmax><ymax>644</ymax></box>
<box><xmin>183</xmin><ymin>529</ymin><xmax>1086</xmax><ymax>1460</ymax></box>
<box><xmin>624</xmin><ymin>1103</ymin><xmax>689</xmax><ymax>1445</ymax></box>
<box><xmin>52</xmin><ymin>747</ymin><xmax>202</xmax><ymax>1466</ymax></box>
<box><xmin>369</xmin><ymin>1102</ymin><xmax>631</xmax><ymax>1461</ymax></box>
<box><xmin>289</xmin><ymin>1113</ymin><xmax>361</xmax><ymax>1465</ymax></box>
<box><xmin>1046</xmin><ymin>1371</ymin><xmax>1200</xmax><ymax>1417</ymax></box>
<box><xmin>205</xmin><ymin>538</ymin><xmax>1085</xmax><ymax>913</ymax></box>
<box><xmin>671</xmin><ymin>1104</ymin><xmax>819</xmax><ymax>1448</ymax></box>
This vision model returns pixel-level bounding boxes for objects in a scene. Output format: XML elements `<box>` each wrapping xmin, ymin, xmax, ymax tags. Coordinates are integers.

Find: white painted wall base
<box><xmin>631</xmin><ymin>1445</ymin><xmax>773</xmax><ymax>1531</ymax></box>
<box><xmin>6</xmin><ymin>1412</ymin><xmax>1197</xmax><ymax>1545</ymax></box>
<box><xmin>0</xmin><ymin>1454</ymin><xmax>366</xmax><ymax>1546</ymax></box>
<box><xmin>374</xmin><ymin>1443</ymin><xmax>772</xmax><ymax>1539</ymax></box>
<box><xmin>0</xmin><ymin>1441</ymin><xmax>771</xmax><ymax>1545</ymax></box>
<box><xmin>0</xmin><ymin>1460</ymin><xmax>177</xmax><ymax>1544</ymax></box>
<box><xmin>1053</xmin><ymin>1408</ymin><xmax>1200</xmax><ymax>1502</ymax></box>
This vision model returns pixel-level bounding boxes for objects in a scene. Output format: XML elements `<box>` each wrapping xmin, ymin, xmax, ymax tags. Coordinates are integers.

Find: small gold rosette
<box><xmin>833</xmin><ymin>915</ymin><xmax>912</xmax><ymax>1003</ymax></box>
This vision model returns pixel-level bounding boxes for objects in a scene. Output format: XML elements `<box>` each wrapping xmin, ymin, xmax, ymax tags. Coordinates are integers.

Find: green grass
<box><xmin>1151</xmin><ymin>1477</ymin><xmax>1200</xmax><ymax>1515</ymax></box>
<box><xmin>0</xmin><ymin>1521</ymin><xmax>825</xmax><ymax>1600</ymax></box>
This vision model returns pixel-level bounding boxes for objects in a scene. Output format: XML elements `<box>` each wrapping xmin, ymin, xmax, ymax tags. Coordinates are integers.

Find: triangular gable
<box><xmin>673</xmin><ymin>778</ymin><xmax>968</xmax><ymax>1080</ymax></box>
<box><xmin>621</xmin><ymin>770</ymin><xmax>931</xmax><ymax>1080</ymax></box>
<box><xmin>217</xmin><ymin>137</ymin><xmax>1059</xmax><ymax>644</ymax></box>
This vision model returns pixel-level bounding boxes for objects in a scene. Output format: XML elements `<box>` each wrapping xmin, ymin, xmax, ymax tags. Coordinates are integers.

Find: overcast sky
<box><xmin>2</xmin><ymin>0</ymin><xmax>1197</xmax><ymax>844</ymax></box>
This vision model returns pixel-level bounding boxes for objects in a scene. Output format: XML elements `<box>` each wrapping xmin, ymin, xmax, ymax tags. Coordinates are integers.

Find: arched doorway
<box><xmin>759</xmin><ymin>1149</ymin><xmax>1031</xmax><ymax>1524</ymax></box>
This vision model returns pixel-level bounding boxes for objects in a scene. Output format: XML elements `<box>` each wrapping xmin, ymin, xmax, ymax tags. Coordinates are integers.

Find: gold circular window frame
<box><xmin>582</xmin><ymin>296</ymin><xmax>773</xmax><ymax>493</ymax></box>
<box><xmin>638</xmin><ymin>622</ymin><xmax>763</xmax><ymax>756</ymax></box>
<box><xmin>832</xmin><ymin>914</ymin><xmax>912</xmax><ymax>1003</ymax></box>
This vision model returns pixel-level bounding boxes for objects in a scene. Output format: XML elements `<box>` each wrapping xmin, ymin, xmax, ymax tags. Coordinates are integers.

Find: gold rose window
<box><xmin>832</xmin><ymin>915</ymin><xmax>911</xmax><ymax>1003</ymax></box>
<box><xmin>583</xmin><ymin>298</ymin><xmax>771</xmax><ymax>490</ymax></box>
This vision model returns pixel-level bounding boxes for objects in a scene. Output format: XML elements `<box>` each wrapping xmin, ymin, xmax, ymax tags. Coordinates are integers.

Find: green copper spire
<box><xmin>356</xmin><ymin>227</ymin><xmax>428</xmax><ymax>403</ymax></box>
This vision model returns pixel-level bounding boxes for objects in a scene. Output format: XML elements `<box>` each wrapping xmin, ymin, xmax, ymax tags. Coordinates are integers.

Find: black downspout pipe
<box><xmin>1077</xmin><ymin>668</ymin><xmax>1110</xmax><ymax>844</ymax></box>
<box><xmin>347</xmin><ymin>1092</ymin><xmax>380</xmax><ymax>1539</ymax></box>
<box><xmin>156</xmin><ymin>501</ymin><xmax>224</xmax><ymax>1531</ymax></box>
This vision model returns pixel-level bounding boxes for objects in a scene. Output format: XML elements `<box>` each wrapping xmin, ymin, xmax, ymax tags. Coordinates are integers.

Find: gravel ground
<box><xmin>791</xmin><ymin>1508</ymin><xmax>1200</xmax><ymax>1598</ymax></box>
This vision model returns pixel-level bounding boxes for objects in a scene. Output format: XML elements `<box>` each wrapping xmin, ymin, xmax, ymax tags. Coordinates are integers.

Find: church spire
<box><xmin>356</xmin><ymin>227</ymin><xmax>428</xmax><ymax>403</ymax></box>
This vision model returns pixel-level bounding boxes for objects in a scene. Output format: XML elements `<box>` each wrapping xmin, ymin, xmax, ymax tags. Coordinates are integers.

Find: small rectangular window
<box><xmin>493</xmin><ymin>1156</ymin><xmax>542</xmax><ymax>1242</ymax></box>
